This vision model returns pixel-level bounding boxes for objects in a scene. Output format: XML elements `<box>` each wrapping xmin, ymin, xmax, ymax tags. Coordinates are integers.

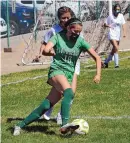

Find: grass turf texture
<box><xmin>1</xmin><ymin>51</ymin><xmax>130</xmax><ymax>143</ymax></box>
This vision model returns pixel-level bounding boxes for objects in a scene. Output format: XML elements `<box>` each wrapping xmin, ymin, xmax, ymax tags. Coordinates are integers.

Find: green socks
<box><xmin>61</xmin><ymin>88</ymin><xmax>74</xmax><ymax>126</ymax></box>
<box><xmin>17</xmin><ymin>88</ymin><xmax>74</xmax><ymax>128</ymax></box>
<box><xmin>17</xmin><ymin>99</ymin><xmax>51</xmax><ymax>128</ymax></box>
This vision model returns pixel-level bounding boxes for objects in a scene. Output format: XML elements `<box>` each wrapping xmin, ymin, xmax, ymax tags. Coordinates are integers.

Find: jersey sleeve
<box><xmin>42</xmin><ymin>28</ymin><xmax>54</xmax><ymax>44</ymax></box>
<box><xmin>80</xmin><ymin>38</ymin><xmax>91</xmax><ymax>51</ymax></box>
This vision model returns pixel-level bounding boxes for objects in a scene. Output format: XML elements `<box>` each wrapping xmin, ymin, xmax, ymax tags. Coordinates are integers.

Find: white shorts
<box><xmin>108</xmin><ymin>33</ymin><xmax>120</xmax><ymax>41</ymax></box>
<box><xmin>75</xmin><ymin>59</ymin><xmax>80</xmax><ymax>75</ymax></box>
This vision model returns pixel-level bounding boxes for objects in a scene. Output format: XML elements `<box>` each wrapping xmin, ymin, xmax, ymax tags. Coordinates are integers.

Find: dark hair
<box><xmin>57</xmin><ymin>6</ymin><xmax>76</xmax><ymax>19</ymax></box>
<box><xmin>113</xmin><ymin>4</ymin><xmax>121</xmax><ymax>11</ymax></box>
<box><xmin>65</xmin><ymin>18</ymin><xmax>82</xmax><ymax>27</ymax></box>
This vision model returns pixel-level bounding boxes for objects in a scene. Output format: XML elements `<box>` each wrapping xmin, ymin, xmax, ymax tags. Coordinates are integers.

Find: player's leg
<box><xmin>56</xmin><ymin>60</ymin><xmax>80</xmax><ymax>125</ymax></box>
<box><xmin>112</xmin><ymin>40</ymin><xmax>120</xmax><ymax>68</ymax></box>
<box><xmin>48</xmin><ymin>75</ymin><xmax>79</xmax><ymax>134</ymax></box>
<box><xmin>56</xmin><ymin>73</ymin><xmax>78</xmax><ymax>125</ymax></box>
<box><xmin>40</xmin><ymin>88</ymin><xmax>62</xmax><ymax>120</ymax></box>
<box><xmin>13</xmin><ymin>87</ymin><xmax>61</xmax><ymax>136</ymax></box>
<box><xmin>104</xmin><ymin>39</ymin><xmax>119</xmax><ymax>68</ymax></box>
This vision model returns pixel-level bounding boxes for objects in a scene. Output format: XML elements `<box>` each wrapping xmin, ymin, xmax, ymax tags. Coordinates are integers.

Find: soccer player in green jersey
<box><xmin>13</xmin><ymin>18</ymin><xmax>101</xmax><ymax>135</ymax></box>
<box><xmin>38</xmin><ymin>6</ymin><xmax>79</xmax><ymax>124</ymax></box>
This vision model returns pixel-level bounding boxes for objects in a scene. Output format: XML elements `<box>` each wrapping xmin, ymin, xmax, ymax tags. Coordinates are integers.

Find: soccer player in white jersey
<box><xmin>103</xmin><ymin>4</ymin><xmax>126</xmax><ymax>68</ymax></box>
<box><xmin>36</xmin><ymin>6</ymin><xmax>81</xmax><ymax>124</ymax></box>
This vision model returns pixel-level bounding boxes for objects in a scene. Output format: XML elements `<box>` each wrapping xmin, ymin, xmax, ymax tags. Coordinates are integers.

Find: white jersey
<box><xmin>42</xmin><ymin>24</ymin><xmax>81</xmax><ymax>75</ymax></box>
<box><xmin>105</xmin><ymin>13</ymin><xmax>125</xmax><ymax>41</ymax></box>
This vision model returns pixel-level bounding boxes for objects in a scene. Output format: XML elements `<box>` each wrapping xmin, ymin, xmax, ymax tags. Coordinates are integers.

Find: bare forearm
<box><xmin>42</xmin><ymin>41</ymin><xmax>55</xmax><ymax>56</ymax></box>
<box><xmin>42</xmin><ymin>51</ymin><xmax>55</xmax><ymax>56</ymax></box>
<box><xmin>96</xmin><ymin>55</ymin><xmax>101</xmax><ymax>76</ymax></box>
<box><xmin>104</xmin><ymin>23</ymin><xmax>109</xmax><ymax>27</ymax></box>
<box><xmin>122</xmin><ymin>23</ymin><xmax>126</xmax><ymax>37</ymax></box>
<box><xmin>39</xmin><ymin>44</ymin><xmax>45</xmax><ymax>57</ymax></box>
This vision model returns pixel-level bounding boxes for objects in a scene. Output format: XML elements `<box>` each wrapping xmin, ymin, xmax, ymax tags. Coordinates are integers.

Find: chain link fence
<box><xmin>1</xmin><ymin>0</ymin><xmax>130</xmax><ymax>65</ymax></box>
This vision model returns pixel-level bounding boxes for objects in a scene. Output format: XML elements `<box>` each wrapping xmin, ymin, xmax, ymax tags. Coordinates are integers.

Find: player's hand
<box><xmin>93</xmin><ymin>74</ymin><xmax>101</xmax><ymax>84</ymax></box>
<box><xmin>108</xmin><ymin>24</ymin><xmax>113</xmax><ymax>29</ymax></box>
<box><xmin>123</xmin><ymin>34</ymin><xmax>126</xmax><ymax>38</ymax></box>
<box><xmin>32</xmin><ymin>55</ymin><xmax>41</xmax><ymax>62</ymax></box>
<box><xmin>49</xmin><ymin>48</ymin><xmax>56</xmax><ymax>56</ymax></box>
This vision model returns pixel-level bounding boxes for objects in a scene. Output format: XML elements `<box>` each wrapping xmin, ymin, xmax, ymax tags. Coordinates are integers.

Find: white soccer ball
<box><xmin>72</xmin><ymin>119</ymin><xmax>89</xmax><ymax>135</ymax></box>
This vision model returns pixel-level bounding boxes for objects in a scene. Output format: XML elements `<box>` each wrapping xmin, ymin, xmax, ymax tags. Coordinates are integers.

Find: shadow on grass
<box><xmin>7</xmin><ymin>118</ymin><xmax>78</xmax><ymax>137</ymax></box>
<box><xmin>7</xmin><ymin>117</ymin><xmax>57</xmax><ymax>124</ymax></box>
<box><xmin>6</xmin><ymin>117</ymin><xmax>61</xmax><ymax>136</ymax></box>
<box><xmin>8</xmin><ymin>125</ymin><xmax>79</xmax><ymax>137</ymax></box>
<box><xmin>8</xmin><ymin>125</ymin><xmax>56</xmax><ymax>135</ymax></box>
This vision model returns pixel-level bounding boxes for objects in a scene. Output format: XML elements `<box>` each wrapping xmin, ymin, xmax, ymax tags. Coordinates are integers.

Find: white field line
<box><xmin>50</xmin><ymin>115</ymin><xmax>130</xmax><ymax>120</ymax></box>
<box><xmin>1</xmin><ymin>65</ymin><xmax>129</xmax><ymax>87</ymax></box>
<box><xmin>83</xmin><ymin>55</ymin><xmax>130</xmax><ymax>68</ymax></box>
<box><xmin>1</xmin><ymin>54</ymin><xmax>130</xmax><ymax>87</ymax></box>
<box><xmin>70</xmin><ymin>115</ymin><xmax>130</xmax><ymax>120</ymax></box>
<box><xmin>1</xmin><ymin>75</ymin><xmax>47</xmax><ymax>87</ymax></box>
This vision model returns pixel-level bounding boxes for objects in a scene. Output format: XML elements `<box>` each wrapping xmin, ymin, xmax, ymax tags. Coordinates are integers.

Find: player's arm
<box><xmin>42</xmin><ymin>41</ymin><xmax>55</xmax><ymax>56</ymax></box>
<box><xmin>122</xmin><ymin>23</ymin><xmax>126</xmax><ymax>37</ymax></box>
<box><xmin>87</xmin><ymin>47</ymin><xmax>101</xmax><ymax>83</ymax></box>
<box><xmin>32</xmin><ymin>42</ymin><xmax>47</xmax><ymax>62</ymax></box>
<box><xmin>38</xmin><ymin>41</ymin><xmax>47</xmax><ymax>58</ymax></box>
<box><xmin>104</xmin><ymin>23</ymin><xmax>111</xmax><ymax>28</ymax></box>
<box><xmin>42</xmin><ymin>34</ymin><xmax>58</xmax><ymax>56</ymax></box>
<box><xmin>122</xmin><ymin>15</ymin><xmax>126</xmax><ymax>38</ymax></box>
<box><xmin>81</xmin><ymin>39</ymin><xmax>101</xmax><ymax>83</ymax></box>
<box><xmin>40</xmin><ymin>41</ymin><xmax>55</xmax><ymax>56</ymax></box>
<box><xmin>103</xmin><ymin>16</ymin><xmax>112</xmax><ymax>28</ymax></box>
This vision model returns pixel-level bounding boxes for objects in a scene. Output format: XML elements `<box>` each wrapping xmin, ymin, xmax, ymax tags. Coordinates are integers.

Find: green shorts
<box><xmin>48</xmin><ymin>70</ymin><xmax>73</xmax><ymax>84</ymax></box>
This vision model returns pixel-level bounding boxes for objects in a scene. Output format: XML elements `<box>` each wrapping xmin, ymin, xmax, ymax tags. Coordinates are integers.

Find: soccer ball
<box><xmin>72</xmin><ymin>119</ymin><xmax>89</xmax><ymax>135</ymax></box>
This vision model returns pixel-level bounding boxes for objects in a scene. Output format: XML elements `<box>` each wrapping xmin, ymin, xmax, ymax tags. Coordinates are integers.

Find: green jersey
<box><xmin>49</xmin><ymin>30</ymin><xmax>91</xmax><ymax>74</ymax></box>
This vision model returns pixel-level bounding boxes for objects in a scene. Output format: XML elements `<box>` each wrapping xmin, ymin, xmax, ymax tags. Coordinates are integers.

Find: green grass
<box><xmin>1</xmin><ymin>52</ymin><xmax>130</xmax><ymax>143</ymax></box>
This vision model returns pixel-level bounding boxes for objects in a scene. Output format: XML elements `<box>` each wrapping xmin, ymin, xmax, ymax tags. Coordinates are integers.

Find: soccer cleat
<box><xmin>39</xmin><ymin>114</ymin><xmax>50</xmax><ymax>120</ymax></box>
<box><xmin>60</xmin><ymin>123</ymin><xmax>79</xmax><ymax>134</ymax></box>
<box><xmin>115</xmin><ymin>65</ymin><xmax>119</xmax><ymax>68</ymax></box>
<box><xmin>40</xmin><ymin>108</ymin><xmax>53</xmax><ymax>120</ymax></box>
<box><xmin>103</xmin><ymin>63</ymin><xmax>108</xmax><ymax>68</ymax></box>
<box><xmin>56</xmin><ymin>113</ymin><xmax>62</xmax><ymax>125</ymax></box>
<box><xmin>13</xmin><ymin>126</ymin><xmax>21</xmax><ymax>136</ymax></box>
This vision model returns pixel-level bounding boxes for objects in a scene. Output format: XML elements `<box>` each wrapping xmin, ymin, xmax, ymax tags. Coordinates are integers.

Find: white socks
<box><xmin>114</xmin><ymin>53</ymin><xmax>119</xmax><ymax>67</ymax></box>
<box><xmin>44</xmin><ymin>107</ymin><xmax>53</xmax><ymax>118</ymax></box>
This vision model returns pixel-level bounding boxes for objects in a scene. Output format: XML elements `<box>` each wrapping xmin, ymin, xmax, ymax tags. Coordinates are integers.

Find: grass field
<box><xmin>1</xmin><ymin>52</ymin><xmax>130</xmax><ymax>143</ymax></box>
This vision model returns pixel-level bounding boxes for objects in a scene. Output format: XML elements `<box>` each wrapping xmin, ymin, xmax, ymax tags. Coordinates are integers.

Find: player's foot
<box><xmin>56</xmin><ymin>113</ymin><xmax>62</xmax><ymax>125</ymax></box>
<box><xmin>101</xmin><ymin>61</ymin><xmax>104</xmax><ymax>68</ymax></box>
<box><xmin>103</xmin><ymin>63</ymin><xmax>108</xmax><ymax>68</ymax></box>
<box><xmin>40</xmin><ymin>108</ymin><xmax>53</xmax><ymax>120</ymax></box>
<box><xmin>115</xmin><ymin>65</ymin><xmax>119</xmax><ymax>68</ymax></box>
<box><xmin>39</xmin><ymin>114</ymin><xmax>50</xmax><ymax>120</ymax></box>
<box><xmin>60</xmin><ymin>123</ymin><xmax>79</xmax><ymax>134</ymax></box>
<box><xmin>13</xmin><ymin>126</ymin><xmax>21</xmax><ymax>136</ymax></box>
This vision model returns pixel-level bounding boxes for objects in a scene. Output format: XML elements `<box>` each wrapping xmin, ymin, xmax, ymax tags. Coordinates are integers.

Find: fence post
<box><xmin>33</xmin><ymin>0</ymin><xmax>37</xmax><ymax>42</ymax></box>
<box><xmin>78</xmin><ymin>0</ymin><xmax>81</xmax><ymax>19</ymax></box>
<box><xmin>96</xmin><ymin>0</ymin><xmax>100</xmax><ymax>20</ymax></box>
<box><xmin>4</xmin><ymin>0</ymin><xmax>12</xmax><ymax>52</ymax></box>
<box><xmin>127</xmin><ymin>3</ymin><xmax>130</xmax><ymax>21</ymax></box>
<box><xmin>109</xmin><ymin>0</ymin><xmax>112</xmax><ymax>16</ymax></box>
